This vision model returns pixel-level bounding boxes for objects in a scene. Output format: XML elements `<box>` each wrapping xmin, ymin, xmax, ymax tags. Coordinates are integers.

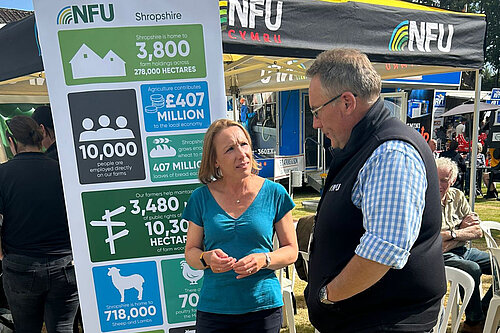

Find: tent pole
<box><xmin>231</xmin><ymin>75</ymin><xmax>239</xmax><ymax>122</ymax></box>
<box><xmin>469</xmin><ymin>69</ymin><xmax>481</xmax><ymax>210</ymax></box>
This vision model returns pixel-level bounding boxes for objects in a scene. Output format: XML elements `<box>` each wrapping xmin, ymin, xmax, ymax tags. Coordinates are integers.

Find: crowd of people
<box><xmin>183</xmin><ymin>48</ymin><xmax>496</xmax><ymax>333</ymax></box>
<box><xmin>0</xmin><ymin>48</ymin><xmax>497</xmax><ymax>333</ymax></box>
<box><xmin>429</xmin><ymin>126</ymin><xmax>500</xmax><ymax>200</ymax></box>
<box><xmin>0</xmin><ymin>109</ymin><xmax>79</xmax><ymax>332</ymax></box>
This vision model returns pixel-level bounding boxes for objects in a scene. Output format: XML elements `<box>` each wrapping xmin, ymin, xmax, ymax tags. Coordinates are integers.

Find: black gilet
<box><xmin>305</xmin><ymin>99</ymin><xmax>446</xmax><ymax>332</ymax></box>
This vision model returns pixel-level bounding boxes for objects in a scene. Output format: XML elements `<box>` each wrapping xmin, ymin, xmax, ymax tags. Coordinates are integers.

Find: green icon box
<box><xmin>162</xmin><ymin>258</ymin><xmax>203</xmax><ymax>324</ymax></box>
<box><xmin>146</xmin><ymin>133</ymin><xmax>204</xmax><ymax>182</ymax></box>
<box><xmin>58</xmin><ymin>24</ymin><xmax>206</xmax><ymax>85</ymax></box>
<box><xmin>82</xmin><ymin>184</ymin><xmax>201</xmax><ymax>262</ymax></box>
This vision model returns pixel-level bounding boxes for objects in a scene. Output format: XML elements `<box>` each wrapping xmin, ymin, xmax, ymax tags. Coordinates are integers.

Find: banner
<box><xmin>221</xmin><ymin>0</ymin><xmax>486</xmax><ymax>69</ymax></box>
<box><xmin>32</xmin><ymin>1</ymin><xmax>225</xmax><ymax>332</ymax></box>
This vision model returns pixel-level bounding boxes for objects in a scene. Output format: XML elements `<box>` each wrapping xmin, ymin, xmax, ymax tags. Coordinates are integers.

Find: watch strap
<box><xmin>450</xmin><ymin>230</ymin><xmax>457</xmax><ymax>240</ymax></box>
<box><xmin>200</xmin><ymin>252</ymin><xmax>209</xmax><ymax>268</ymax></box>
<box><xmin>263</xmin><ymin>252</ymin><xmax>271</xmax><ymax>268</ymax></box>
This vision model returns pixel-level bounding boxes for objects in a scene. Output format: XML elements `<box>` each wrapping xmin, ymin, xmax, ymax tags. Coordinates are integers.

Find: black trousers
<box><xmin>195</xmin><ymin>307</ymin><xmax>282</xmax><ymax>333</ymax></box>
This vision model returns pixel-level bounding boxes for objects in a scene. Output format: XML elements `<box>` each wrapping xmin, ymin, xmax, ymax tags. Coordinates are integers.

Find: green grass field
<box><xmin>280</xmin><ymin>184</ymin><xmax>500</xmax><ymax>333</ymax></box>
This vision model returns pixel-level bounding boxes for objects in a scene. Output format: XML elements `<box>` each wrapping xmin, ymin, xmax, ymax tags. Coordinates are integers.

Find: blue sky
<box><xmin>0</xmin><ymin>0</ymin><xmax>34</xmax><ymax>10</ymax></box>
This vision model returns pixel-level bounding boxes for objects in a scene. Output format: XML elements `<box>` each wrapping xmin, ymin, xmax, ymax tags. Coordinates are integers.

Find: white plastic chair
<box><xmin>434</xmin><ymin>266</ymin><xmax>475</xmax><ymax>333</ymax></box>
<box><xmin>298</xmin><ymin>250</ymin><xmax>320</xmax><ymax>333</ymax></box>
<box><xmin>483</xmin><ymin>247</ymin><xmax>500</xmax><ymax>333</ymax></box>
<box><xmin>273</xmin><ymin>234</ymin><xmax>296</xmax><ymax>333</ymax></box>
<box><xmin>481</xmin><ymin>221</ymin><xmax>500</xmax><ymax>249</ymax></box>
<box><xmin>278</xmin><ymin>264</ymin><xmax>296</xmax><ymax>333</ymax></box>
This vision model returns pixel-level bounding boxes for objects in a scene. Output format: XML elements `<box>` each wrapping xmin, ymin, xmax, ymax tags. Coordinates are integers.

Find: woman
<box><xmin>183</xmin><ymin>119</ymin><xmax>298</xmax><ymax>333</ymax></box>
<box><xmin>0</xmin><ymin>116</ymin><xmax>78</xmax><ymax>332</ymax></box>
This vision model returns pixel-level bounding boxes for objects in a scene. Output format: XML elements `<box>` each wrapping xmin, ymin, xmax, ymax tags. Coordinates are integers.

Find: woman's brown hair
<box><xmin>6</xmin><ymin>115</ymin><xmax>44</xmax><ymax>150</ymax></box>
<box><xmin>198</xmin><ymin>119</ymin><xmax>260</xmax><ymax>184</ymax></box>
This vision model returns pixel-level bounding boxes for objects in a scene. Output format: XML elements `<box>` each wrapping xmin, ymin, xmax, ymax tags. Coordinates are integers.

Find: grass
<box><xmin>280</xmin><ymin>184</ymin><xmax>500</xmax><ymax>333</ymax></box>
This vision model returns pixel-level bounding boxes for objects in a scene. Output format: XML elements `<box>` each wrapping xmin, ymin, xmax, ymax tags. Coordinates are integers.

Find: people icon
<box><xmin>115</xmin><ymin>116</ymin><xmax>134</xmax><ymax>140</ymax></box>
<box><xmin>79</xmin><ymin>115</ymin><xmax>135</xmax><ymax>142</ymax></box>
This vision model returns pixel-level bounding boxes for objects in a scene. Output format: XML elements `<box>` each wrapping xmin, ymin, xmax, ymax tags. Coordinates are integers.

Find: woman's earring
<box><xmin>215</xmin><ymin>166</ymin><xmax>223</xmax><ymax>178</ymax></box>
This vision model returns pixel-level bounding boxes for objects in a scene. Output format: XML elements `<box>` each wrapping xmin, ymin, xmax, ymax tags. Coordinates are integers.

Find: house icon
<box><xmin>69</xmin><ymin>44</ymin><xmax>126</xmax><ymax>79</ymax></box>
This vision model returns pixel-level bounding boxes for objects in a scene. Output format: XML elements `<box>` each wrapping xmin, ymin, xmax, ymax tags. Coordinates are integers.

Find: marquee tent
<box><xmin>0</xmin><ymin>0</ymin><xmax>488</xmax><ymax>206</ymax></box>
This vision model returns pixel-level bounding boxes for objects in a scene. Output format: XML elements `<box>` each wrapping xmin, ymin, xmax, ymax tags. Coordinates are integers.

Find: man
<box><xmin>456</xmin><ymin>118</ymin><xmax>466</xmax><ymax>138</ymax></box>
<box><xmin>32</xmin><ymin>105</ymin><xmax>58</xmax><ymax>161</ymax></box>
<box><xmin>304</xmin><ymin>49</ymin><xmax>445</xmax><ymax>332</ymax></box>
<box><xmin>428</xmin><ymin>138</ymin><xmax>439</xmax><ymax>158</ymax></box>
<box><xmin>437</xmin><ymin>157</ymin><xmax>492</xmax><ymax>333</ymax></box>
<box><xmin>31</xmin><ymin>105</ymin><xmax>83</xmax><ymax>333</ymax></box>
<box><xmin>440</xmin><ymin>140</ymin><xmax>467</xmax><ymax>190</ymax></box>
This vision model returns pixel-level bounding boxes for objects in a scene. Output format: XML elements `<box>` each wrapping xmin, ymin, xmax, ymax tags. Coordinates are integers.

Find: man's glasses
<box><xmin>310</xmin><ymin>93</ymin><xmax>342</xmax><ymax>118</ymax></box>
<box><xmin>310</xmin><ymin>92</ymin><xmax>357</xmax><ymax>118</ymax></box>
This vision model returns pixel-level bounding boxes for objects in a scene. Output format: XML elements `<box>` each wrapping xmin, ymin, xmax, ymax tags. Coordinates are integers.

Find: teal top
<box><xmin>182</xmin><ymin>179</ymin><xmax>295</xmax><ymax>314</ymax></box>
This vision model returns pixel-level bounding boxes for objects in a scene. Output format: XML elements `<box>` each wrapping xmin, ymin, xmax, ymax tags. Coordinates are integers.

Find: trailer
<box><xmin>0</xmin><ymin>0</ymin><xmax>488</xmax><ymax>205</ymax></box>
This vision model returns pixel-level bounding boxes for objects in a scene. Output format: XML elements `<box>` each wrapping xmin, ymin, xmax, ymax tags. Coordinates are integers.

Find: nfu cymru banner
<box><xmin>32</xmin><ymin>1</ymin><xmax>225</xmax><ymax>332</ymax></box>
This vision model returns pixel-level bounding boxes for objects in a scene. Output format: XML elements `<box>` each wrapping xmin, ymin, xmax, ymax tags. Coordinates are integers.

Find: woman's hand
<box><xmin>205</xmin><ymin>249</ymin><xmax>236</xmax><ymax>273</ymax></box>
<box><xmin>233</xmin><ymin>253</ymin><xmax>267</xmax><ymax>279</ymax></box>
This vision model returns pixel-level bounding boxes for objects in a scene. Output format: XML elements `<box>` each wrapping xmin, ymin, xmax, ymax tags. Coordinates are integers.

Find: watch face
<box><xmin>319</xmin><ymin>286</ymin><xmax>335</xmax><ymax>305</ymax></box>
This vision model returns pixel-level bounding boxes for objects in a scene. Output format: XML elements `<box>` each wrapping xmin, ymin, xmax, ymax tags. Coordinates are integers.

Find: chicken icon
<box><xmin>180</xmin><ymin>260</ymin><xmax>204</xmax><ymax>285</ymax></box>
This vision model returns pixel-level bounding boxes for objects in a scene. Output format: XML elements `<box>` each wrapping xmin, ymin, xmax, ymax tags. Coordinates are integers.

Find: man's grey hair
<box><xmin>306</xmin><ymin>48</ymin><xmax>381</xmax><ymax>103</ymax></box>
<box><xmin>436</xmin><ymin>157</ymin><xmax>458</xmax><ymax>182</ymax></box>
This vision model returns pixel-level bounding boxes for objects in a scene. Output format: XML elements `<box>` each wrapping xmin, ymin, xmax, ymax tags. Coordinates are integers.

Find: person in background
<box><xmin>428</xmin><ymin>139</ymin><xmax>439</xmax><ymax>158</ymax></box>
<box><xmin>436</xmin><ymin>126</ymin><xmax>447</xmax><ymax>150</ymax></box>
<box><xmin>32</xmin><ymin>105</ymin><xmax>58</xmax><ymax>161</ymax></box>
<box><xmin>32</xmin><ymin>105</ymin><xmax>84</xmax><ymax>333</ymax></box>
<box><xmin>183</xmin><ymin>119</ymin><xmax>298</xmax><ymax>333</ymax></box>
<box><xmin>239</xmin><ymin>98</ymin><xmax>249</xmax><ymax>130</ymax></box>
<box><xmin>447</xmin><ymin>123</ymin><xmax>456</xmax><ymax>140</ymax></box>
<box><xmin>437</xmin><ymin>157</ymin><xmax>491</xmax><ymax>333</ymax></box>
<box><xmin>0</xmin><ymin>116</ymin><xmax>78</xmax><ymax>332</ymax></box>
<box><xmin>476</xmin><ymin>142</ymin><xmax>486</xmax><ymax>167</ymax></box>
<box><xmin>483</xmin><ymin>147</ymin><xmax>500</xmax><ymax>199</ymax></box>
<box><xmin>456</xmin><ymin>118</ymin><xmax>466</xmax><ymax>138</ymax></box>
<box><xmin>304</xmin><ymin>48</ymin><xmax>445</xmax><ymax>332</ymax></box>
<box><xmin>440</xmin><ymin>140</ymin><xmax>467</xmax><ymax>190</ymax></box>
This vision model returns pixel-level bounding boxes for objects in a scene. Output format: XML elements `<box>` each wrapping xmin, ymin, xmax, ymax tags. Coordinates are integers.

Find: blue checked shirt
<box><xmin>351</xmin><ymin>140</ymin><xmax>427</xmax><ymax>269</ymax></box>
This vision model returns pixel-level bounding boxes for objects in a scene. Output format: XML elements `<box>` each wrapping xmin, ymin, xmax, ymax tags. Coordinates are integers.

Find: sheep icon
<box><xmin>180</xmin><ymin>260</ymin><xmax>204</xmax><ymax>285</ymax></box>
<box><xmin>107</xmin><ymin>267</ymin><xmax>145</xmax><ymax>302</ymax></box>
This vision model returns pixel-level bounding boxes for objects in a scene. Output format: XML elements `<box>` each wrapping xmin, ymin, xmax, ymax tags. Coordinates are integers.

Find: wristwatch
<box><xmin>263</xmin><ymin>252</ymin><xmax>271</xmax><ymax>268</ymax></box>
<box><xmin>199</xmin><ymin>252</ymin><xmax>209</xmax><ymax>269</ymax></box>
<box><xmin>450</xmin><ymin>230</ymin><xmax>457</xmax><ymax>240</ymax></box>
<box><xmin>319</xmin><ymin>285</ymin><xmax>335</xmax><ymax>305</ymax></box>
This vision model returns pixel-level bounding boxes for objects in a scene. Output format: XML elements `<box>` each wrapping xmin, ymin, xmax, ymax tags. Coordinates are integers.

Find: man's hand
<box><xmin>460</xmin><ymin>213</ymin><xmax>480</xmax><ymax>228</ymax></box>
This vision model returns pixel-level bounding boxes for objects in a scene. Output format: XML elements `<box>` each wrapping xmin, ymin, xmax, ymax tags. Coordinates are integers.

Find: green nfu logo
<box><xmin>57</xmin><ymin>4</ymin><xmax>114</xmax><ymax>24</ymax></box>
<box><xmin>389</xmin><ymin>20</ymin><xmax>453</xmax><ymax>52</ymax></box>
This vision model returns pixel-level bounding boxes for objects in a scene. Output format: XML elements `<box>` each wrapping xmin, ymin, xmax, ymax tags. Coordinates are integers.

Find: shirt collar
<box><xmin>441</xmin><ymin>189</ymin><xmax>454</xmax><ymax>207</ymax></box>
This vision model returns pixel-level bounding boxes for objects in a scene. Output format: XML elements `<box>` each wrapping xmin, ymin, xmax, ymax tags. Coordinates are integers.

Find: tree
<box><xmin>403</xmin><ymin>0</ymin><xmax>500</xmax><ymax>87</ymax></box>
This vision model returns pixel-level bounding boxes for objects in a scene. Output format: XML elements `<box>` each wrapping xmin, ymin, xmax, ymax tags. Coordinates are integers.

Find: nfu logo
<box><xmin>57</xmin><ymin>4</ymin><xmax>114</xmax><ymax>24</ymax></box>
<box><xmin>227</xmin><ymin>0</ymin><xmax>283</xmax><ymax>31</ymax></box>
<box><xmin>389</xmin><ymin>20</ymin><xmax>454</xmax><ymax>52</ymax></box>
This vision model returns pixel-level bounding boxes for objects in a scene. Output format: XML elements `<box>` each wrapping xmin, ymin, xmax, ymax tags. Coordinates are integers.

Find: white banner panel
<box><xmin>32</xmin><ymin>1</ymin><xmax>225</xmax><ymax>331</ymax></box>
<box><xmin>274</xmin><ymin>154</ymin><xmax>305</xmax><ymax>180</ymax></box>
